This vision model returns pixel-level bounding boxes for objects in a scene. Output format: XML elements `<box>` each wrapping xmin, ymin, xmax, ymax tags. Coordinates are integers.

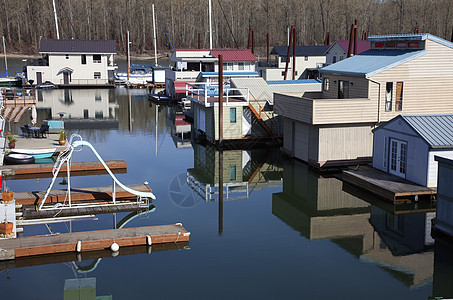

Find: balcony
<box><xmin>186</xmin><ymin>82</ymin><xmax>249</xmax><ymax>107</ymax></box>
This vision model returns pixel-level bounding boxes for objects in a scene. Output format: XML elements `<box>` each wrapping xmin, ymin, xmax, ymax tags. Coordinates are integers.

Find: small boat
<box><xmin>12</xmin><ymin>148</ymin><xmax>56</xmax><ymax>159</ymax></box>
<box><xmin>115</xmin><ymin>65</ymin><xmax>153</xmax><ymax>85</ymax></box>
<box><xmin>4</xmin><ymin>153</ymin><xmax>35</xmax><ymax>165</ymax></box>
<box><xmin>148</xmin><ymin>93</ymin><xmax>174</xmax><ymax>104</ymax></box>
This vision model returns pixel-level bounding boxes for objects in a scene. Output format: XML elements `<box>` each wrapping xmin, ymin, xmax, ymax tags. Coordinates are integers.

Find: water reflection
<box><xmin>273</xmin><ymin>159</ymin><xmax>434</xmax><ymax>288</ymax></box>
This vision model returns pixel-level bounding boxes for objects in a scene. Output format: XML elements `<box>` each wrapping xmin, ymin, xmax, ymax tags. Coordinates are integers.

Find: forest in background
<box><xmin>1</xmin><ymin>0</ymin><xmax>453</xmax><ymax>57</ymax></box>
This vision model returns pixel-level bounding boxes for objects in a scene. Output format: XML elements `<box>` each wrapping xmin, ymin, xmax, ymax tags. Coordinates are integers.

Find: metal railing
<box><xmin>185</xmin><ymin>82</ymin><xmax>249</xmax><ymax>107</ymax></box>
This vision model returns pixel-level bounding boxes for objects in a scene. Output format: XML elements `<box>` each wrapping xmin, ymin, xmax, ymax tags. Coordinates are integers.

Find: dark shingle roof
<box><xmin>270</xmin><ymin>45</ymin><xmax>329</xmax><ymax>56</ymax></box>
<box><xmin>40</xmin><ymin>40</ymin><xmax>116</xmax><ymax>54</ymax></box>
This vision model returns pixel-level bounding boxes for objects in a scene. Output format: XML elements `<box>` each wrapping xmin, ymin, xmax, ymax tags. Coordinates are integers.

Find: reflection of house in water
<box><xmin>37</xmin><ymin>89</ymin><xmax>118</xmax><ymax>129</ymax></box>
<box><xmin>171</xmin><ymin>114</ymin><xmax>192</xmax><ymax>148</ymax></box>
<box><xmin>432</xmin><ymin>239</ymin><xmax>453</xmax><ymax>298</ymax></box>
<box><xmin>272</xmin><ymin>159</ymin><xmax>434</xmax><ymax>288</ymax></box>
<box><xmin>187</xmin><ymin>143</ymin><xmax>282</xmax><ymax>202</ymax></box>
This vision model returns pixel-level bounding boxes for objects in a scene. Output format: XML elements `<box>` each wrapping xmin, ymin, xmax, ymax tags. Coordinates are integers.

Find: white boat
<box><xmin>114</xmin><ymin>65</ymin><xmax>153</xmax><ymax>84</ymax></box>
<box><xmin>12</xmin><ymin>148</ymin><xmax>57</xmax><ymax>159</ymax></box>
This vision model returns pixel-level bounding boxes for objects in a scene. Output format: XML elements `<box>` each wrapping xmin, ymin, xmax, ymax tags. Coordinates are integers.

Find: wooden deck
<box><xmin>0</xmin><ymin>224</ymin><xmax>190</xmax><ymax>260</ymax></box>
<box><xmin>5</xmin><ymin>183</ymin><xmax>151</xmax><ymax>206</ymax></box>
<box><xmin>0</xmin><ymin>160</ymin><xmax>127</xmax><ymax>177</ymax></box>
<box><xmin>0</xmin><ymin>241</ymin><xmax>189</xmax><ymax>271</ymax></box>
<box><xmin>342</xmin><ymin>165</ymin><xmax>436</xmax><ymax>203</ymax></box>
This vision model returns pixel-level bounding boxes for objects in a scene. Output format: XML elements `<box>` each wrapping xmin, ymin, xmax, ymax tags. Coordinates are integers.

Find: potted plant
<box><xmin>59</xmin><ymin>131</ymin><xmax>67</xmax><ymax>146</ymax></box>
<box><xmin>0</xmin><ymin>205</ymin><xmax>13</xmax><ymax>235</ymax></box>
<box><xmin>5</xmin><ymin>132</ymin><xmax>16</xmax><ymax>149</ymax></box>
<box><xmin>2</xmin><ymin>185</ymin><xmax>13</xmax><ymax>203</ymax></box>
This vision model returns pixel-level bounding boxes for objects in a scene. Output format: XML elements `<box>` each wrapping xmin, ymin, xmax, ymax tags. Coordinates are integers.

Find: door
<box><xmin>36</xmin><ymin>72</ymin><xmax>42</xmax><ymax>84</ymax></box>
<box><xmin>389</xmin><ymin>138</ymin><xmax>407</xmax><ymax>178</ymax></box>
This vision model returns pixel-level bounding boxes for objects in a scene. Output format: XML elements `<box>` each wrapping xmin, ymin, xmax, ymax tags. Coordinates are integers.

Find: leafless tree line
<box><xmin>1</xmin><ymin>0</ymin><xmax>453</xmax><ymax>56</ymax></box>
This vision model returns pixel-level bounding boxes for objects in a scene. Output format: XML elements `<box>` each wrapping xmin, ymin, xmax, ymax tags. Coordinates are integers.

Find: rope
<box><xmin>155</xmin><ymin>9</ymin><xmax>175</xmax><ymax>51</ymax></box>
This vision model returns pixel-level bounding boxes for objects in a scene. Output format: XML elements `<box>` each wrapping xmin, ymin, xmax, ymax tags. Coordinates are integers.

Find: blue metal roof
<box><xmin>320</xmin><ymin>49</ymin><xmax>426</xmax><ymax>78</ymax></box>
<box><xmin>267</xmin><ymin>79</ymin><xmax>322</xmax><ymax>85</ymax></box>
<box><xmin>401</xmin><ymin>114</ymin><xmax>453</xmax><ymax>148</ymax></box>
<box><xmin>367</xmin><ymin>33</ymin><xmax>453</xmax><ymax>49</ymax></box>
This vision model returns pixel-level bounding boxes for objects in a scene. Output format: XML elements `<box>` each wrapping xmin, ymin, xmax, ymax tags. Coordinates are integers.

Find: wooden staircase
<box><xmin>247</xmin><ymin>91</ymin><xmax>274</xmax><ymax>137</ymax></box>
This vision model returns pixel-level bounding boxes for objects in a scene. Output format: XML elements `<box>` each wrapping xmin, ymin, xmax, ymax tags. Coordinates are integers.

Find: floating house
<box><xmin>165</xmin><ymin>49</ymin><xmax>258</xmax><ymax>99</ymax></box>
<box><xmin>373</xmin><ymin>114</ymin><xmax>453</xmax><ymax>187</ymax></box>
<box><xmin>275</xmin><ymin>33</ymin><xmax>453</xmax><ymax>168</ymax></box>
<box><xmin>26</xmin><ymin>40</ymin><xmax>117</xmax><ymax>87</ymax></box>
<box><xmin>256</xmin><ymin>45</ymin><xmax>329</xmax><ymax>80</ymax></box>
<box><xmin>324</xmin><ymin>40</ymin><xmax>370</xmax><ymax>65</ymax></box>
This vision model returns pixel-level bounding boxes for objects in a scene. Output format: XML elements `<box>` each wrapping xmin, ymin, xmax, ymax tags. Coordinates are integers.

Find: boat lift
<box><xmin>37</xmin><ymin>134</ymin><xmax>156</xmax><ymax>211</ymax></box>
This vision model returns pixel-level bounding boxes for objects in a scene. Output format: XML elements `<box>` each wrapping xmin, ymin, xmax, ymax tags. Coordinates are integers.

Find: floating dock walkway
<box><xmin>0</xmin><ymin>224</ymin><xmax>190</xmax><ymax>261</ymax></box>
<box><xmin>342</xmin><ymin>165</ymin><xmax>436</xmax><ymax>203</ymax></box>
<box><xmin>1</xmin><ymin>160</ymin><xmax>127</xmax><ymax>179</ymax></box>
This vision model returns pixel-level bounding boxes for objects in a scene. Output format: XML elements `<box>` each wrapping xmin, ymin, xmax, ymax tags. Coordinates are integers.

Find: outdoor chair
<box><xmin>39</xmin><ymin>124</ymin><xmax>49</xmax><ymax>138</ymax></box>
<box><xmin>20</xmin><ymin>126</ymin><xmax>32</xmax><ymax>138</ymax></box>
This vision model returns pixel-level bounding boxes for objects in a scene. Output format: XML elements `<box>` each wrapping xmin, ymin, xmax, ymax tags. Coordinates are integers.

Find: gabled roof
<box><xmin>270</xmin><ymin>45</ymin><xmax>329</xmax><ymax>57</ymax></box>
<box><xmin>378</xmin><ymin>114</ymin><xmax>453</xmax><ymax>148</ymax></box>
<box><xmin>328</xmin><ymin>40</ymin><xmax>371</xmax><ymax>55</ymax></box>
<box><xmin>368</xmin><ymin>33</ymin><xmax>453</xmax><ymax>49</ymax></box>
<box><xmin>320</xmin><ymin>49</ymin><xmax>426</xmax><ymax>78</ymax></box>
<box><xmin>40</xmin><ymin>39</ymin><xmax>116</xmax><ymax>54</ymax></box>
<box><xmin>210</xmin><ymin>49</ymin><xmax>257</xmax><ymax>62</ymax></box>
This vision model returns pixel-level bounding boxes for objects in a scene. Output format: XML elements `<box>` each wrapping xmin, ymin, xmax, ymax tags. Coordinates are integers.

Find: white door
<box><xmin>389</xmin><ymin>138</ymin><xmax>407</xmax><ymax>178</ymax></box>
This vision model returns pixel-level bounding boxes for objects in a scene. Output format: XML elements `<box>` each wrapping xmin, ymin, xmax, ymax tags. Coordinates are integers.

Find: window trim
<box><xmin>230</xmin><ymin>107</ymin><xmax>237</xmax><ymax>123</ymax></box>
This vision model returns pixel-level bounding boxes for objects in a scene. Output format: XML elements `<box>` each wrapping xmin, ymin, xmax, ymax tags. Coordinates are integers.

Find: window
<box><xmin>83</xmin><ymin>109</ymin><xmax>89</xmax><ymax>119</ymax></box>
<box><xmin>81</xmin><ymin>54</ymin><xmax>86</xmax><ymax>64</ymax></box>
<box><xmin>333</xmin><ymin>56</ymin><xmax>337</xmax><ymax>63</ymax></box>
<box><xmin>230</xmin><ymin>108</ymin><xmax>236</xmax><ymax>123</ymax></box>
<box><xmin>281</xmin><ymin>71</ymin><xmax>285</xmax><ymax>76</ymax></box>
<box><xmin>223</xmin><ymin>62</ymin><xmax>233</xmax><ymax>71</ymax></box>
<box><xmin>95</xmin><ymin>111</ymin><xmax>104</xmax><ymax>119</ymax></box>
<box><xmin>238</xmin><ymin>62</ymin><xmax>251</xmax><ymax>71</ymax></box>
<box><xmin>93</xmin><ymin>54</ymin><xmax>102</xmax><ymax>63</ymax></box>
<box><xmin>95</xmin><ymin>92</ymin><xmax>101</xmax><ymax>101</ymax></box>
<box><xmin>94</xmin><ymin>72</ymin><xmax>101</xmax><ymax>79</ymax></box>
<box><xmin>385</xmin><ymin>82</ymin><xmax>393</xmax><ymax>111</ymax></box>
<box><xmin>395</xmin><ymin>82</ymin><xmax>403</xmax><ymax>111</ymax></box>
<box><xmin>323</xmin><ymin>78</ymin><xmax>329</xmax><ymax>91</ymax></box>
<box><xmin>65</xmin><ymin>54</ymin><xmax>69</xmax><ymax>59</ymax></box>
<box><xmin>229</xmin><ymin>165</ymin><xmax>237</xmax><ymax>181</ymax></box>
<box><xmin>339</xmin><ymin>56</ymin><xmax>344</xmax><ymax>61</ymax></box>
<box><xmin>338</xmin><ymin>80</ymin><xmax>349</xmax><ymax>99</ymax></box>
<box><xmin>238</xmin><ymin>62</ymin><xmax>244</xmax><ymax>70</ymax></box>
<box><xmin>304</xmin><ymin>56</ymin><xmax>308</xmax><ymax>61</ymax></box>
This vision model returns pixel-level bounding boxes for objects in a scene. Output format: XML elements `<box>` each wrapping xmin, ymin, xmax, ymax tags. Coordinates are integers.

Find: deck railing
<box><xmin>185</xmin><ymin>82</ymin><xmax>249</xmax><ymax>107</ymax></box>
<box><xmin>1</xmin><ymin>88</ymin><xmax>36</xmax><ymax>105</ymax></box>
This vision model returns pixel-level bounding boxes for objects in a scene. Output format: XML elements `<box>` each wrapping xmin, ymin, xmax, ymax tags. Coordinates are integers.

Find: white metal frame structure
<box><xmin>37</xmin><ymin>134</ymin><xmax>156</xmax><ymax>211</ymax></box>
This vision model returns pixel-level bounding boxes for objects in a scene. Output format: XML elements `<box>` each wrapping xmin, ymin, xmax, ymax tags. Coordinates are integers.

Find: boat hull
<box><xmin>12</xmin><ymin>148</ymin><xmax>56</xmax><ymax>159</ymax></box>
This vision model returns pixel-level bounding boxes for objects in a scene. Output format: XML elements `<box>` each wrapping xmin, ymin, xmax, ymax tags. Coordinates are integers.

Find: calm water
<box><xmin>0</xmin><ymin>58</ymin><xmax>452</xmax><ymax>299</ymax></box>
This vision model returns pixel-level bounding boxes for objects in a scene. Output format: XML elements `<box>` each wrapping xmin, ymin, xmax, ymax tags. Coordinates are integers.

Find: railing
<box><xmin>2</xmin><ymin>88</ymin><xmax>36</xmax><ymax>105</ymax></box>
<box><xmin>59</xmin><ymin>79</ymin><xmax>109</xmax><ymax>85</ymax></box>
<box><xmin>185</xmin><ymin>82</ymin><xmax>249</xmax><ymax>107</ymax></box>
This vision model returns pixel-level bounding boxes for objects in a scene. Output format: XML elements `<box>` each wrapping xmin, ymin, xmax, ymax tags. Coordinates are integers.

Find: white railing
<box><xmin>59</xmin><ymin>79</ymin><xmax>109</xmax><ymax>85</ymax></box>
<box><xmin>185</xmin><ymin>82</ymin><xmax>249</xmax><ymax>107</ymax></box>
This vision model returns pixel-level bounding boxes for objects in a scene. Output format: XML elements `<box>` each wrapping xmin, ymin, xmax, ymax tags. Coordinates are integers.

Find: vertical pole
<box><xmin>112</xmin><ymin>179</ymin><xmax>116</xmax><ymax>204</ymax></box>
<box><xmin>284</xmin><ymin>26</ymin><xmax>293</xmax><ymax>80</ymax></box>
<box><xmin>347</xmin><ymin>24</ymin><xmax>354</xmax><ymax>58</ymax></box>
<box><xmin>67</xmin><ymin>160</ymin><xmax>71</xmax><ymax>207</ymax></box>
<box><xmin>2</xmin><ymin>36</ymin><xmax>7</xmax><ymax>74</ymax></box>
<box><xmin>218</xmin><ymin>150</ymin><xmax>223</xmax><ymax>236</ymax></box>
<box><xmin>362</xmin><ymin>30</ymin><xmax>367</xmax><ymax>40</ymax></box>
<box><xmin>251</xmin><ymin>28</ymin><xmax>255</xmax><ymax>55</ymax></box>
<box><xmin>292</xmin><ymin>26</ymin><xmax>296</xmax><ymax>80</ymax></box>
<box><xmin>247</xmin><ymin>29</ymin><xmax>251</xmax><ymax>50</ymax></box>
<box><xmin>198</xmin><ymin>33</ymin><xmax>201</xmax><ymax>49</ymax></box>
<box><xmin>218</xmin><ymin>55</ymin><xmax>223</xmax><ymax>145</ymax></box>
<box><xmin>52</xmin><ymin>0</ymin><xmax>60</xmax><ymax>39</ymax></box>
<box><xmin>354</xmin><ymin>20</ymin><xmax>358</xmax><ymax>56</ymax></box>
<box><xmin>266</xmin><ymin>32</ymin><xmax>269</xmax><ymax>66</ymax></box>
<box><xmin>127</xmin><ymin>88</ymin><xmax>132</xmax><ymax>131</ymax></box>
<box><xmin>209</xmin><ymin>0</ymin><xmax>213</xmax><ymax>49</ymax></box>
<box><xmin>152</xmin><ymin>4</ymin><xmax>158</xmax><ymax>66</ymax></box>
<box><xmin>155</xmin><ymin>104</ymin><xmax>158</xmax><ymax>157</ymax></box>
<box><xmin>127</xmin><ymin>30</ymin><xmax>131</xmax><ymax>82</ymax></box>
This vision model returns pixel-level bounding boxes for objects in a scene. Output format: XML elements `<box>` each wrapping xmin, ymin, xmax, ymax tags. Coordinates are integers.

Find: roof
<box><xmin>401</xmin><ymin>114</ymin><xmax>453</xmax><ymax>148</ymax></box>
<box><xmin>320</xmin><ymin>49</ymin><xmax>426</xmax><ymax>78</ymax></box>
<box><xmin>329</xmin><ymin>40</ymin><xmax>371</xmax><ymax>55</ymax></box>
<box><xmin>270</xmin><ymin>45</ymin><xmax>330</xmax><ymax>57</ymax></box>
<box><xmin>40</xmin><ymin>39</ymin><xmax>116</xmax><ymax>54</ymax></box>
<box><xmin>367</xmin><ymin>33</ymin><xmax>453</xmax><ymax>49</ymax></box>
<box><xmin>200</xmin><ymin>71</ymin><xmax>259</xmax><ymax>77</ymax></box>
<box><xmin>210</xmin><ymin>49</ymin><xmax>257</xmax><ymax>62</ymax></box>
<box><xmin>267</xmin><ymin>79</ymin><xmax>321</xmax><ymax>85</ymax></box>
<box><xmin>231</xmin><ymin>77</ymin><xmax>274</xmax><ymax>103</ymax></box>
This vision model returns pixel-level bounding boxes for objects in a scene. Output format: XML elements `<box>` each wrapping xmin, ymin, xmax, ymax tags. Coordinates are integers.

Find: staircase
<box><xmin>247</xmin><ymin>91</ymin><xmax>275</xmax><ymax>137</ymax></box>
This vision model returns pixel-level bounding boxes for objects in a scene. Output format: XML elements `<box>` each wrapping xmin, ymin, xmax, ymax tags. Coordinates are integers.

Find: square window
<box><xmin>65</xmin><ymin>54</ymin><xmax>69</xmax><ymax>59</ymax></box>
<box><xmin>223</xmin><ymin>62</ymin><xmax>233</xmax><ymax>71</ymax></box>
<box><xmin>238</xmin><ymin>62</ymin><xmax>244</xmax><ymax>70</ymax></box>
<box><xmin>230</xmin><ymin>107</ymin><xmax>236</xmax><ymax>123</ymax></box>
<box><xmin>94</xmin><ymin>72</ymin><xmax>101</xmax><ymax>79</ymax></box>
<box><xmin>93</xmin><ymin>55</ymin><xmax>102</xmax><ymax>63</ymax></box>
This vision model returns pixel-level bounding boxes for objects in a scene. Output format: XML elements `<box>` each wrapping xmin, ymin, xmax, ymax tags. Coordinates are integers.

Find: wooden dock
<box><xmin>0</xmin><ymin>160</ymin><xmax>127</xmax><ymax>178</ymax></box>
<box><xmin>0</xmin><ymin>224</ymin><xmax>190</xmax><ymax>260</ymax></box>
<box><xmin>0</xmin><ymin>241</ymin><xmax>189</xmax><ymax>271</ymax></box>
<box><xmin>342</xmin><ymin>165</ymin><xmax>436</xmax><ymax>203</ymax></box>
<box><xmin>5</xmin><ymin>183</ymin><xmax>151</xmax><ymax>206</ymax></box>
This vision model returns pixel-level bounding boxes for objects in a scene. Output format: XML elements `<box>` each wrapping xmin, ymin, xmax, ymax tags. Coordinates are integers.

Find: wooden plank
<box><xmin>8</xmin><ymin>184</ymin><xmax>152</xmax><ymax>206</ymax></box>
<box><xmin>0</xmin><ymin>224</ymin><xmax>190</xmax><ymax>260</ymax></box>
<box><xmin>342</xmin><ymin>165</ymin><xmax>436</xmax><ymax>203</ymax></box>
<box><xmin>0</xmin><ymin>160</ymin><xmax>127</xmax><ymax>176</ymax></box>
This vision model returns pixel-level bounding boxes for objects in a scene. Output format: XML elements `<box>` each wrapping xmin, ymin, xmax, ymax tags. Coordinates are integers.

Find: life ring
<box><xmin>4</xmin><ymin>154</ymin><xmax>35</xmax><ymax>165</ymax></box>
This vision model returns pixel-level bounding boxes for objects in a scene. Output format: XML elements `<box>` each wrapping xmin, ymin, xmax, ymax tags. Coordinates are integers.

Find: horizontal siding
<box><xmin>313</xmin><ymin>98</ymin><xmax>378</xmax><ymax>124</ymax></box>
<box><xmin>372</xmin><ymin>39</ymin><xmax>453</xmax><ymax>121</ymax></box>
<box><xmin>274</xmin><ymin>93</ymin><xmax>313</xmax><ymax>123</ymax></box>
<box><xmin>322</xmin><ymin>75</ymin><xmax>369</xmax><ymax>99</ymax></box>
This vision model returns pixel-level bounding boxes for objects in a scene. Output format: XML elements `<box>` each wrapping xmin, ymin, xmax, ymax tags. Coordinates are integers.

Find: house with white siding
<box><xmin>372</xmin><ymin>114</ymin><xmax>453</xmax><ymax>187</ymax></box>
<box><xmin>256</xmin><ymin>45</ymin><xmax>329</xmax><ymax>80</ymax></box>
<box><xmin>275</xmin><ymin>33</ymin><xmax>453</xmax><ymax>168</ymax></box>
<box><xmin>26</xmin><ymin>40</ymin><xmax>117</xmax><ymax>87</ymax></box>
